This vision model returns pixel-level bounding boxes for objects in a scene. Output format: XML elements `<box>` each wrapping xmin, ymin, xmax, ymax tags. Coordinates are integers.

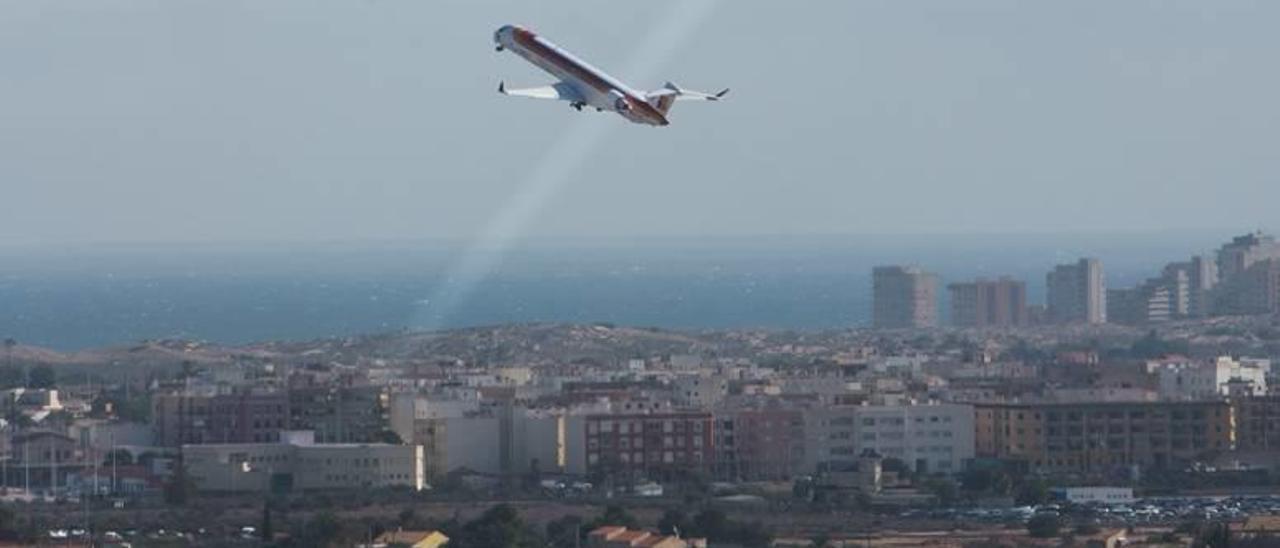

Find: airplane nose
<box><xmin>494</xmin><ymin>25</ymin><xmax>513</xmax><ymax>51</ymax></box>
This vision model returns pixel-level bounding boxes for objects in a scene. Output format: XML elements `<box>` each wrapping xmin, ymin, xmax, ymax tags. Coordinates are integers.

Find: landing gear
<box><xmin>571</xmin><ymin>102</ymin><xmax>585</xmax><ymax>112</ymax></box>
<box><xmin>495</xmin><ymin>45</ymin><xmax>505</xmax><ymax>52</ymax></box>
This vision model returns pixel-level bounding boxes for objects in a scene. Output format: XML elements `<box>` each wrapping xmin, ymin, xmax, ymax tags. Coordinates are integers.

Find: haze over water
<box><xmin>0</xmin><ymin>231</ymin><xmax>1233</xmax><ymax>350</ymax></box>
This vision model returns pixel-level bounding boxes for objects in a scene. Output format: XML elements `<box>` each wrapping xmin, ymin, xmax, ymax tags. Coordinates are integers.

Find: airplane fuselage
<box><xmin>494</xmin><ymin>25</ymin><xmax>670</xmax><ymax>126</ymax></box>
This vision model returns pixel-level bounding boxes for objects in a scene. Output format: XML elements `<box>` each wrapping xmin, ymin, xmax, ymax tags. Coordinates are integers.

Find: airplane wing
<box><xmin>498</xmin><ymin>81</ymin><xmax>585</xmax><ymax>103</ymax></box>
<box><xmin>646</xmin><ymin>82</ymin><xmax>729</xmax><ymax>102</ymax></box>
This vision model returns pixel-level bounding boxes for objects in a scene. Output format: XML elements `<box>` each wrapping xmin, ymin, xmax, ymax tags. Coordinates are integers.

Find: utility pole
<box><xmin>110</xmin><ymin>432</ymin><xmax>117</xmax><ymax>496</ymax></box>
<box><xmin>51</xmin><ymin>435</ymin><xmax>57</xmax><ymax>499</ymax></box>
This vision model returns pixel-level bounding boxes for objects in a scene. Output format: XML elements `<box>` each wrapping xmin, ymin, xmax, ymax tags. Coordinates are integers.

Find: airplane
<box><xmin>493</xmin><ymin>24</ymin><xmax>727</xmax><ymax>127</ymax></box>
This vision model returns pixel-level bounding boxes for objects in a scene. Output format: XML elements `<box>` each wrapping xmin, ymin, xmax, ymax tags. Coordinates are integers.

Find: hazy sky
<box><xmin>3</xmin><ymin>1</ymin><xmax>1277</xmax><ymax>246</ymax></box>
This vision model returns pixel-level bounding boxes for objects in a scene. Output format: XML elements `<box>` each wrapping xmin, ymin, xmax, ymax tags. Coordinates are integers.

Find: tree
<box><xmin>881</xmin><ymin>458</ymin><xmax>915</xmax><ymax>483</ymax></box>
<box><xmin>450</xmin><ymin>504</ymin><xmax>545</xmax><ymax>548</ymax></box>
<box><xmin>1026</xmin><ymin>514</ymin><xmax>1062</xmax><ymax>538</ymax></box>
<box><xmin>690</xmin><ymin>508</ymin><xmax>731</xmax><ymax>541</ymax></box>
<box><xmin>261</xmin><ymin>501</ymin><xmax>274</xmax><ymax>543</ymax></box>
<box><xmin>397</xmin><ymin>508</ymin><xmax>419</xmax><ymax>528</ymax></box>
<box><xmin>163</xmin><ymin>460</ymin><xmax>195</xmax><ymax>506</ymax></box>
<box><xmin>736</xmin><ymin>521</ymin><xmax>773</xmax><ymax>548</ymax></box>
<box><xmin>2</xmin><ymin>338</ymin><xmax>15</xmax><ymax>371</ymax></box>
<box><xmin>545</xmin><ymin>515</ymin><xmax>584</xmax><ymax>548</ymax></box>
<box><xmin>297</xmin><ymin>511</ymin><xmax>343</xmax><ymax>547</ymax></box>
<box><xmin>960</xmin><ymin>467</ymin><xmax>1012</xmax><ymax>496</ymax></box>
<box><xmin>1074</xmin><ymin>519</ymin><xmax>1101</xmax><ymax>536</ymax></box>
<box><xmin>0</xmin><ymin>505</ymin><xmax>16</xmax><ymax>540</ymax></box>
<box><xmin>1193</xmin><ymin>522</ymin><xmax>1231</xmax><ymax>548</ymax></box>
<box><xmin>105</xmin><ymin>449</ymin><xmax>134</xmax><ymax>466</ymax></box>
<box><xmin>27</xmin><ymin>364</ymin><xmax>55</xmax><ymax>389</ymax></box>
<box><xmin>584</xmin><ymin>505</ymin><xmax>638</xmax><ymax>532</ymax></box>
<box><xmin>657</xmin><ymin>509</ymin><xmax>690</xmax><ymax>536</ymax></box>
<box><xmin>922</xmin><ymin>478</ymin><xmax>959</xmax><ymax>506</ymax></box>
<box><xmin>0</xmin><ymin>366</ymin><xmax>22</xmax><ymax>390</ymax></box>
<box><xmin>1015</xmin><ymin>479</ymin><xmax>1050</xmax><ymax>506</ymax></box>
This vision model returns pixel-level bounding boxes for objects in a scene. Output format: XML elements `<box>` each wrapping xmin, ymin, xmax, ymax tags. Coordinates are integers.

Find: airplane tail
<box><xmin>646</xmin><ymin>81</ymin><xmax>729</xmax><ymax>116</ymax></box>
<box><xmin>647</xmin><ymin>82</ymin><xmax>681</xmax><ymax>116</ymax></box>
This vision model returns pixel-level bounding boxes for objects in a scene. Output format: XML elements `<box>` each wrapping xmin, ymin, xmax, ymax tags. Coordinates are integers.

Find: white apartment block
<box><xmin>805</xmin><ymin>402</ymin><xmax>974</xmax><ymax>476</ymax></box>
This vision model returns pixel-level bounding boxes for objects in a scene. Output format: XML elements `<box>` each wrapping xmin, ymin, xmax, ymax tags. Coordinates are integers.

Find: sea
<box><xmin>0</xmin><ymin>232</ymin><xmax>1232</xmax><ymax>350</ymax></box>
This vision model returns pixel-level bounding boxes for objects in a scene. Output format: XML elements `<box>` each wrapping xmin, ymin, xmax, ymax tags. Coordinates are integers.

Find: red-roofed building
<box><xmin>587</xmin><ymin>526</ymin><xmax>691</xmax><ymax>548</ymax></box>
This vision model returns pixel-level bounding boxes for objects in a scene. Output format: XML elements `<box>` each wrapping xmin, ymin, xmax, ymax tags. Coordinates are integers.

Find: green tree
<box><xmin>0</xmin><ymin>505</ymin><xmax>16</xmax><ymax>540</ymax></box>
<box><xmin>1193</xmin><ymin>522</ymin><xmax>1231</xmax><ymax>548</ymax></box>
<box><xmin>105</xmin><ymin>449</ymin><xmax>134</xmax><ymax>466</ymax></box>
<box><xmin>923</xmin><ymin>478</ymin><xmax>959</xmax><ymax>506</ymax></box>
<box><xmin>450</xmin><ymin>504</ymin><xmax>545</xmax><ymax>548</ymax></box>
<box><xmin>299</xmin><ymin>511</ymin><xmax>343</xmax><ymax>547</ymax></box>
<box><xmin>690</xmin><ymin>508</ymin><xmax>730</xmax><ymax>540</ymax></box>
<box><xmin>545</xmin><ymin>515</ymin><xmax>584</xmax><ymax>548</ymax></box>
<box><xmin>0</xmin><ymin>366</ymin><xmax>22</xmax><ymax>390</ymax></box>
<box><xmin>261</xmin><ymin>501</ymin><xmax>274</xmax><ymax>543</ymax></box>
<box><xmin>163</xmin><ymin>460</ymin><xmax>195</xmax><ymax>506</ymax></box>
<box><xmin>27</xmin><ymin>364</ymin><xmax>55</xmax><ymax>389</ymax></box>
<box><xmin>736</xmin><ymin>521</ymin><xmax>773</xmax><ymax>548</ymax></box>
<box><xmin>1015</xmin><ymin>479</ymin><xmax>1050</xmax><ymax>506</ymax></box>
<box><xmin>960</xmin><ymin>467</ymin><xmax>1012</xmax><ymax>496</ymax></box>
<box><xmin>377</xmin><ymin>429</ymin><xmax>404</xmax><ymax>444</ymax></box>
<box><xmin>1026</xmin><ymin>514</ymin><xmax>1062</xmax><ymax>538</ymax></box>
<box><xmin>584</xmin><ymin>505</ymin><xmax>638</xmax><ymax>531</ymax></box>
<box><xmin>657</xmin><ymin>508</ymin><xmax>689</xmax><ymax>536</ymax></box>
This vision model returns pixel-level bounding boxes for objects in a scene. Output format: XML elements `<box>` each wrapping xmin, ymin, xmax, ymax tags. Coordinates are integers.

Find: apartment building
<box><xmin>974</xmin><ymin>400</ymin><xmax>1234</xmax><ymax>475</ymax></box>
<box><xmin>584</xmin><ymin>411</ymin><xmax>714</xmax><ymax>481</ymax></box>
<box><xmin>152</xmin><ymin>388</ymin><xmax>289</xmax><ymax>447</ymax></box>
<box><xmin>872</xmin><ymin>266</ymin><xmax>939</xmax><ymax>328</ymax></box>
<box><xmin>288</xmin><ymin>384</ymin><xmax>388</xmax><ymax>444</ymax></box>
<box><xmin>947</xmin><ymin>277</ymin><xmax>1028</xmax><ymax>328</ymax></box>
<box><xmin>1047</xmin><ymin>258</ymin><xmax>1106</xmax><ymax>324</ymax></box>
<box><xmin>714</xmin><ymin>405</ymin><xmax>806</xmax><ymax>481</ymax></box>
<box><xmin>806</xmin><ymin>402</ymin><xmax>975</xmax><ymax>475</ymax></box>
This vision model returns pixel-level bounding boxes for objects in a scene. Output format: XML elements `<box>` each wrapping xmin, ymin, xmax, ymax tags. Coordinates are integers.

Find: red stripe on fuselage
<box><xmin>513</xmin><ymin>29</ymin><xmax>668</xmax><ymax>126</ymax></box>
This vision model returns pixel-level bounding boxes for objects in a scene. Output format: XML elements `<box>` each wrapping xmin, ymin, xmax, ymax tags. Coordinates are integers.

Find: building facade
<box><xmin>714</xmin><ymin>406</ymin><xmax>806</xmax><ymax>481</ymax></box>
<box><xmin>974</xmin><ymin>400</ymin><xmax>1233</xmax><ymax>475</ymax></box>
<box><xmin>584</xmin><ymin>411</ymin><xmax>714</xmax><ymax>481</ymax></box>
<box><xmin>806</xmin><ymin>403</ymin><xmax>975</xmax><ymax>476</ymax></box>
<box><xmin>872</xmin><ymin>266</ymin><xmax>939</xmax><ymax>329</ymax></box>
<box><xmin>1152</xmin><ymin>357</ymin><xmax>1270</xmax><ymax>400</ymax></box>
<box><xmin>1046</xmin><ymin>258</ymin><xmax>1106</xmax><ymax>324</ymax></box>
<box><xmin>1235</xmin><ymin>395</ymin><xmax>1280</xmax><ymax>452</ymax></box>
<box><xmin>288</xmin><ymin>385</ymin><xmax>388</xmax><ymax>444</ymax></box>
<box><xmin>947</xmin><ymin>277</ymin><xmax>1028</xmax><ymax>328</ymax></box>
<box><xmin>152</xmin><ymin>389</ymin><xmax>289</xmax><ymax>447</ymax></box>
<box><xmin>182</xmin><ymin>431</ymin><xmax>425</xmax><ymax>492</ymax></box>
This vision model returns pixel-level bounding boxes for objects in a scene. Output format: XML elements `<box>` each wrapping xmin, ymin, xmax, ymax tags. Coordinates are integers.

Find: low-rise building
<box><xmin>587</xmin><ymin>526</ymin><xmax>691</xmax><ymax>548</ymax></box>
<box><xmin>367</xmin><ymin>529</ymin><xmax>449</xmax><ymax>548</ymax></box>
<box><xmin>1050</xmin><ymin>486</ymin><xmax>1135</xmax><ymax>505</ymax></box>
<box><xmin>1151</xmin><ymin>357</ymin><xmax>1270</xmax><ymax>400</ymax></box>
<box><xmin>182</xmin><ymin>431</ymin><xmax>424</xmax><ymax>492</ymax></box>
